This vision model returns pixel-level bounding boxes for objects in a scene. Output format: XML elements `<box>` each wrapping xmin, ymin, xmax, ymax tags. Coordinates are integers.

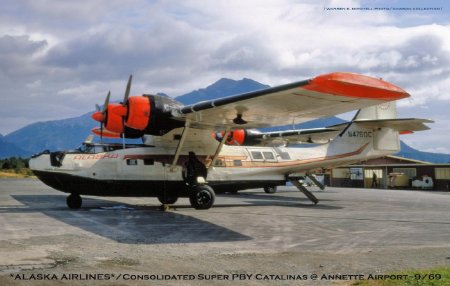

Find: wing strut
<box><xmin>208</xmin><ymin>128</ymin><xmax>231</xmax><ymax>170</ymax></box>
<box><xmin>170</xmin><ymin>120</ymin><xmax>191</xmax><ymax>172</ymax></box>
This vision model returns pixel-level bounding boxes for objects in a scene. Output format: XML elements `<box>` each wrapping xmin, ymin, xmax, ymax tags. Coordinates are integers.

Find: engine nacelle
<box><xmin>214</xmin><ymin>129</ymin><xmax>262</xmax><ymax>146</ymax></box>
<box><xmin>93</xmin><ymin>94</ymin><xmax>186</xmax><ymax>138</ymax></box>
<box><xmin>226</xmin><ymin>129</ymin><xmax>246</xmax><ymax>145</ymax></box>
<box><xmin>125</xmin><ymin>96</ymin><xmax>151</xmax><ymax>130</ymax></box>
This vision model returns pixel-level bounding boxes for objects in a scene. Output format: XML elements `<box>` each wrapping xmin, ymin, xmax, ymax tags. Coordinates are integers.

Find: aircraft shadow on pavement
<box><xmin>210</xmin><ymin>192</ymin><xmax>342</xmax><ymax>210</ymax></box>
<box><xmin>7</xmin><ymin>195</ymin><xmax>251</xmax><ymax>244</ymax></box>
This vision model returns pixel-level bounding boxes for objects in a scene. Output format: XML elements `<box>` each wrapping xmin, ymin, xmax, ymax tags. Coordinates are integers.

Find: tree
<box><xmin>2</xmin><ymin>159</ymin><xmax>11</xmax><ymax>169</ymax></box>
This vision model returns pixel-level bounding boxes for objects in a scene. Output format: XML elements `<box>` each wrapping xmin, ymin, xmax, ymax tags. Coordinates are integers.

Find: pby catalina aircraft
<box><xmin>30</xmin><ymin>72</ymin><xmax>432</xmax><ymax>210</ymax></box>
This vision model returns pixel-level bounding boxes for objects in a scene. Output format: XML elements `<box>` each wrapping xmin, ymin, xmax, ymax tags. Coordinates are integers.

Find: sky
<box><xmin>0</xmin><ymin>0</ymin><xmax>449</xmax><ymax>153</ymax></box>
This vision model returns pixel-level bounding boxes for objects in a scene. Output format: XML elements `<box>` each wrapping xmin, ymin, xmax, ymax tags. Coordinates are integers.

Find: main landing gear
<box><xmin>263</xmin><ymin>186</ymin><xmax>277</xmax><ymax>194</ymax></box>
<box><xmin>189</xmin><ymin>185</ymin><xmax>215</xmax><ymax>210</ymax></box>
<box><xmin>67</xmin><ymin>193</ymin><xmax>82</xmax><ymax>209</ymax></box>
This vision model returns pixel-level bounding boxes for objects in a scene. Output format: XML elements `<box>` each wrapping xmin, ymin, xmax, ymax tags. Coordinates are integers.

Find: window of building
<box><xmin>214</xmin><ymin>159</ymin><xmax>224</xmax><ymax>166</ymax></box>
<box><xmin>126</xmin><ymin>159</ymin><xmax>138</xmax><ymax>166</ymax></box>
<box><xmin>435</xmin><ymin>168</ymin><xmax>450</xmax><ymax>179</ymax></box>
<box><xmin>393</xmin><ymin>167</ymin><xmax>417</xmax><ymax>178</ymax></box>
<box><xmin>332</xmin><ymin>168</ymin><xmax>349</xmax><ymax>178</ymax></box>
<box><xmin>364</xmin><ymin>169</ymin><xmax>383</xmax><ymax>179</ymax></box>
<box><xmin>350</xmin><ymin>168</ymin><xmax>364</xmax><ymax>180</ymax></box>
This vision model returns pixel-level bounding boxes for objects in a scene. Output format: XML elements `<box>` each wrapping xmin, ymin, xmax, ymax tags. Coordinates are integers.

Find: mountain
<box><xmin>4</xmin><ymin>112</ymin><xmax>94</xmax><ymax>156</ymax></box>
<box><xmin>0</xmin><ymin>134</ymin><xmax>32</xmax><ymax>158</ymax></box>
<box><xmin>1</xmin><ymin>77</ymin><xmax>449</xmax><ymax>164</ymax></box>
<box><xmin>176</xmin><ymin>78</ymin><xmax>270</xmax><ymax>105</ymax></box>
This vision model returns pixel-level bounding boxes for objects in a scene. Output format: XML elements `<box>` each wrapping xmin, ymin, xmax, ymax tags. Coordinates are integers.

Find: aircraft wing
<box><xmin>174</xmin><ymin>72</ymin><xmax>410</xmax><ymax>130</ymax></box>
<box><xmin>245</xmin><ymin>128</ymin><xmax>342</xmax><ymax>145</ymax></box>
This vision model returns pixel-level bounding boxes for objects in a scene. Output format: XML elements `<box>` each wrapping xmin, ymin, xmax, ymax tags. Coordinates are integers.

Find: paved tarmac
<box><xmin>0</xmin><ymin>178</ymin><xmax>449</xmax><ymax>285</ymax></box>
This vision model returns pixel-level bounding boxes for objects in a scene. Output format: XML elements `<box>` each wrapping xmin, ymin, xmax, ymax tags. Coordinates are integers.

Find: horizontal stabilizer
<box><xmin>354</xmin><ymin>118</ymin><xmax>432</xmax><ymax>133</ymax></box>
<box><xmin>329</xmin><ymin>118</ymin><xmax>433</xmax><ymax>134</ymax></box>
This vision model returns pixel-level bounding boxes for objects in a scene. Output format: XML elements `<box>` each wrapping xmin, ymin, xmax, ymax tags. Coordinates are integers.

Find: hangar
<box><xmin>329</xmin><ymin>155</ymin><xmax>450</xmax><ymax>191</ymax></box>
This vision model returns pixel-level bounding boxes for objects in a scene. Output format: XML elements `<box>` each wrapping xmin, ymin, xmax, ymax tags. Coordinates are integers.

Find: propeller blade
<box><xmin>95</xmin><ymin>104</ymin><xmax>100</xmax><ymax>112</ymax></box>
<box><xmin>123</xmin><ymin>75</ymin><xmax>132</xmax><ymax>106</ymax></box>
<box><xmin>102</xmin><ymin>91</ymin><xmax>111</xmax><ymax>113</ymax></box>
<box><xmin>100</xmin><ymin>122</ymin><xmax>103</xmax><ymax>142</ymax></box>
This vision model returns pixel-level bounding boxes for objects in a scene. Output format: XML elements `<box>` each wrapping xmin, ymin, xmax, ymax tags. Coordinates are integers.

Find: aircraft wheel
<box><xmin>263</xmin><ymin>186</ymin><xmax>277</xmax><ymax>194</ymax></box>
<box><xmin>157</xmin><ymin>195</ymin><xmax>178</xmax><ymax>205</ymax></box>
<box><xmin>189</xmin><ymin>185</ymin><xmax>215</xmax><ymax>210</ymax></box>
<box><xmin>67</xmin><ymin>193</ymin><xmax>82</xmax><ymax>209</ymax></box>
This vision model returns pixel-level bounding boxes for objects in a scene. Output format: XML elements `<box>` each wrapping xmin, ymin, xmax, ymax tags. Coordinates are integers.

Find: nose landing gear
<box><xmin>67</xmin><ymin>193</ymin><xmax>82</xmax><ymax>209</ymax></box>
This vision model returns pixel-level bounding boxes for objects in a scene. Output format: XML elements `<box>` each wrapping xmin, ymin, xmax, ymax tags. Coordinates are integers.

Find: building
<box><xmin>330</xmin><ymin>155</ymin><xmax>450</xmax><ymax>191</ymax></box>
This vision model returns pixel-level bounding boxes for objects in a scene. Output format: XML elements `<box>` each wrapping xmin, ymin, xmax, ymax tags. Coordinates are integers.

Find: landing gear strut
<box><xmin>67</xmin><ymin>193</ymin><xmax>82</xmax><ymax>209</ymax></box>
<box><xmin>189</xmin><ymin>185</ymin><xmax>215</xmax><ymax>210</ymax></box>
<box><xmin>157</xmin><ymin>195</ymin><xmax>179</xmax><ymax>205</ymax></box>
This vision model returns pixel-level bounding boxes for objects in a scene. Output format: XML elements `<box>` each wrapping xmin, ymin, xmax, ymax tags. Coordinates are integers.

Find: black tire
<box><xmin>157</xmin><ymin>195</ymin><xmax>179</xmax><ymax>205</ymax></box>
<box><xmin>189</xmin><ymin>185</ymin><xmax>215</xmax><ymax>210</ymax></box>
<box><xmin>263</xmin><ymin>186</ymin><xmax>277</xmax><ymax>194</ymax></box>
<box><xmin>67</xmin><ymin>193</ymin><xmax>82</xmax><ymax>209</ymax></box>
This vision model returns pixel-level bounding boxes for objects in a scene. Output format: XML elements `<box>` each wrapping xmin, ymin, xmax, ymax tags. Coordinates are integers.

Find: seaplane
<box><xmin>29</xmin><ymin>72</ymin><xmax>432</xmax><ymax>210</ymax></box>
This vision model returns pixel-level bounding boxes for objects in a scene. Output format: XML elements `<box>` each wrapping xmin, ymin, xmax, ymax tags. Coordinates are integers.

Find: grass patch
<box><xmin>352</xmin><ymin>267</ymin><xmax>450</xmax><ymax>286</ymax></box>
<box><xmin>0</xmin><ymin>168</ymin><xmax>35</xmax><ymax>178</ymax></box>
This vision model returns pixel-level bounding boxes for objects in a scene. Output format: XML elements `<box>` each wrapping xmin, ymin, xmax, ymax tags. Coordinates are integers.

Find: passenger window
<box><xmin>263</xmin><ymin>152</ymin><xmax>275</xmax><ymax>160</ymax></box>
<box><xmin>251</xmin><ymin>151</ymin><xmax>263</xmax><ymax>160</ymax></box>
<box><xmin>126</xmin><ymin>159</ymin><xmax>138</xmax><ymax>166</ymax></box>
<box><xmin>279</xmin><ymin>152</ymin><xmax>291</xmax><ymax>160</ymax></box>
<box><xmin>233</xmin><ymin>160</ymin><xmax>242</xmax><ymax>166</ymax></box>
<box><xmin>143</xmin><ymin>159</ymin><xmax>154</xmax><ymax>165</ymax></box>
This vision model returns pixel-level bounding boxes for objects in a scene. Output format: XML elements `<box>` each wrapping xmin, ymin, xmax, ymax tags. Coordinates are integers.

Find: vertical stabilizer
<box><xmin>354</xmin><ymin>101</ymin><xmax>397</xmax><ymax>121</ymax></box>
<box><xmin>354</xmin><ymin>102</ymin><xmax>400</xmax><ymax>151</ymax></box>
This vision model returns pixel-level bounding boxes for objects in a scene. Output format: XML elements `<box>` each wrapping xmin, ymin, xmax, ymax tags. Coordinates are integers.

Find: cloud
<box><xmin>0</xmin><ymin>0</ymin><xmax>449</xmax><ymax>159</ymax></box>
<box><xmin>0</xmin><ymin>35</ymin><xmax>47</xmax><ymax>78</ymax></box>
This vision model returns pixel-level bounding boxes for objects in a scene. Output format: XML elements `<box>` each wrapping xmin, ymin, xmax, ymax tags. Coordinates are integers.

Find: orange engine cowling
<box><xmin>104</xmin><ymin>103</ymin><xmax>125</xmax><ymax>133</ymax></box>
<box><xmin>214</xmin><ymin>129</ymin><xmax>246</xmax><ymax>145</ymax></box>
<box><xmin>125</xmin><ymin>96</ymin><xmax>151</xmax><ymax>130</ymax></box>
<box><xmin>227</xmin><ymin>129</ymin><xmax>246</xmax><ymax>145</ymax></box>
<box><xmin>92</xmin><ymin>94</ymin><xmax>185</xmax><ymax>138</ymax></box>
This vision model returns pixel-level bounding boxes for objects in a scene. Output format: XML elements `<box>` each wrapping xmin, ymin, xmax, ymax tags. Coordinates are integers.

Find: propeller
<box><xmin>123</xmin><ymin>74</ymin><xmax>132</xmax><ymax>106</ymax></box>
<box><xmin>91</xmin><ymin>75</ymin><xmax>134</xmax><ymax>144</ymax></box>
<box><xmin>103</xmin><ymin>90</ymin><xmax>110</xmax><ymax>113</ymax></box>
<box><xmin>91</xmin><ymin>91</ymin><xmax>111</xmax><ymax>141</ymax></box>
<box><xmin>121</xmin><ymin>75</ymin><xmax>132</xmax><ymax>147</ymax></box>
